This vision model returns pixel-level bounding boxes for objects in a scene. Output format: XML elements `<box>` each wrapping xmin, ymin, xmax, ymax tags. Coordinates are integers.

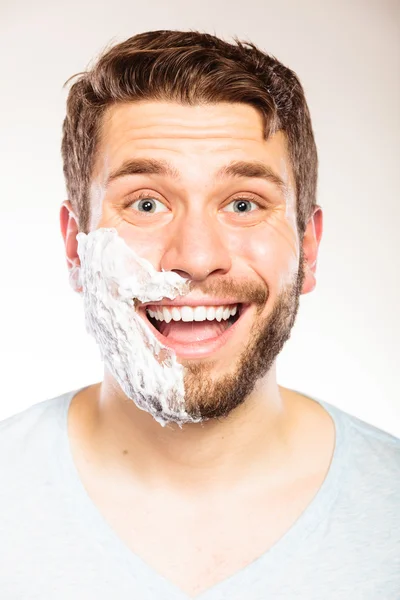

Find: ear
<box><xmin>301</xmin><ymin>205</ymin><xmax>323</xmax><ymax>295</ymax></box>
<box><xmin>60</xmin><ymin>201</ymin><xmax>82</xmax><ymax>293</ymax></box>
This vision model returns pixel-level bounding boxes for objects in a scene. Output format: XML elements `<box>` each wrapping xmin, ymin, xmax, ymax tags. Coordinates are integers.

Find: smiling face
<box><xmin>77</xmin><ymin>101</ymin><xmax>317</xmax><ymax>420</ymax></box>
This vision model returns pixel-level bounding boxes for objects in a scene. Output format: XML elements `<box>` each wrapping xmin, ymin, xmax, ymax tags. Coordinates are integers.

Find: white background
<box><xmin>0</xmin><ymin>0</ymin><xmax>399</xmax><ymax>435</ymax></box>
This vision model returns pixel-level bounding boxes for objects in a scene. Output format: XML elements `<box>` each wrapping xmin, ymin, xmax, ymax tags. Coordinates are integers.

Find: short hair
<box><xmin>61</xmin><ymin>30</ymin><xmax>318</xmax><ymax>236</ymax></box>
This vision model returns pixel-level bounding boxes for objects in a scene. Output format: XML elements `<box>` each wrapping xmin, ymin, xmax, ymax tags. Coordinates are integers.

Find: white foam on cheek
<box><xmin>75</xmin><ymin>227</ymin><xmax>201</xmax><ymax>427</ymax></box>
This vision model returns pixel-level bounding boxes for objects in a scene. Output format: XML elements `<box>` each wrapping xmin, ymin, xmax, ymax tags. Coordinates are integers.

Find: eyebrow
<box><xmin>107</xmin><ymin>157</ymin><xmax>288</xmax><ymax>196</ymax></box>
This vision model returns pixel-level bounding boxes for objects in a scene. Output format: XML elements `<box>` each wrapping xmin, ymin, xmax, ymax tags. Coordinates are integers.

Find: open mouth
<box><xmin>139</xmin><ymin>302</ymin><xmax>247</xmax><ymax>356</ymax></box>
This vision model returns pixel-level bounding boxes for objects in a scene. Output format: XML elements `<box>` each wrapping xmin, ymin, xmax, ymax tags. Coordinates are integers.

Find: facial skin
<box><xmin>62</xmin><ymin>101</ymin><xmax>322</xmax><ymax>427</ymax></box>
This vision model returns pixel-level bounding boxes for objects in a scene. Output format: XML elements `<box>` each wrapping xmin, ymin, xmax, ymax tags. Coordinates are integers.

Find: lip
<box><xmin>140</xmin><ymin>297</ymin><xmax>241</xmax><ymax>308</ymax></box>
<box><xmin>138</xmin><ymin>303</ymin><xmax>251</xmax><ymax>359</ymax></box>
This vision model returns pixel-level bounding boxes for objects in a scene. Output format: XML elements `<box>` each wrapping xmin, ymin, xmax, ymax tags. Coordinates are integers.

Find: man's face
<box><xmin>88</xmin><ymin>101</ymin><xmax>310</xmax><ymax>420</ymax></box>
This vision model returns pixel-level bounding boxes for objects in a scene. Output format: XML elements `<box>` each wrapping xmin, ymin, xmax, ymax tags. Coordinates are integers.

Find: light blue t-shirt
<box><xmin>0</xmin><ymin>389</ymin><xmax>399</xmax><ymax>599</ymax></box>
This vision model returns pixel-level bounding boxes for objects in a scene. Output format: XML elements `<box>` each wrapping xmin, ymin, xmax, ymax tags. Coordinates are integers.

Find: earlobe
<box><xmin>301</xmin><ymin>206</ymin><xmax>323</xmax><ymax>295</ymax></box>
<box><xmin>60</xmin><ymin>201</ymin><xmax>82</xmax><ymax>293</ymax></box>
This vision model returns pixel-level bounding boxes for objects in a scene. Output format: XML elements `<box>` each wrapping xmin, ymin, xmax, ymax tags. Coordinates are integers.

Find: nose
<box><xmin>160</xmin><ymin>214</ymin><xmax>232</xmax><ymax>281</ymax></box>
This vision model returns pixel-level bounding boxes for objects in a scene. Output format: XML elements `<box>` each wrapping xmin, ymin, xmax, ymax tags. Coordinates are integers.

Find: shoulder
<box><xmin>330</xmin><ymin>401</ymin><xmax>400</xmax><ymax>466</ymax></box>
<box><xmin>321</xmin><ymin>398</ymin><xmax>400</xmax><ymax>515</ymax></box>
<box><xmin>0</xmin><ymin>391</ymin><xmax>75</xmax><ymax>472</ymax></box>
<box><xmin>295</xmin><ymin>389</ymin><xmax>400</xmax><ymax>505</ymax></box>
<box><xmin>0</xmin><ymin>391</ymin><xmax>74</xmax><ymax>435</ymax></box>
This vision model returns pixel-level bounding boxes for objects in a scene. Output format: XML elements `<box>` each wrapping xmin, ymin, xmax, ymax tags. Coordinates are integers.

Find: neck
<box><xmin>78</xmin><ymin>365</ymin><xmax>300</xmax><ymax>494</ymax></box>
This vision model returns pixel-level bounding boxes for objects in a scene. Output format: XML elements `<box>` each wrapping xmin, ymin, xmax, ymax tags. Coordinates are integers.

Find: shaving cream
<box><xmin>74</xmin><ymin>227</ymin><xmax>202</xmax><ymax>427</ymax></box>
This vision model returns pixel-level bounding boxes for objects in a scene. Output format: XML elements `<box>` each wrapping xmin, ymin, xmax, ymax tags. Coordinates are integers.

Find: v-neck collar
<box><xmin>56</xmin><ymin>388</ymin><xmax>348</xmax><ymax>599</ymax></box>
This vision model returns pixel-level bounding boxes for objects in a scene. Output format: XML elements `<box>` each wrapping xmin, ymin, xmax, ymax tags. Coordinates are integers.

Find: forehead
<box><xmin>94</xmin><ymin>101</ymin><xmax>294</xmax><ymax>190</ymax></box>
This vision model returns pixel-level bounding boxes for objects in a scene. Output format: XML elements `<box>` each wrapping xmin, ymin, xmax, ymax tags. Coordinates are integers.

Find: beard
<box><xmin>178</xmin><ymin>248</ymin><xmax>306</xmax><ymax>421</ymax></box>
<box><xmin>78</xmin><ymin>228</ymin><xmax>306</xmax><ymax>426</ymax></box>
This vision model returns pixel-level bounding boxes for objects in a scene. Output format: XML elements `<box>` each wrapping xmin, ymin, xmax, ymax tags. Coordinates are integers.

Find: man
<box><xmin>0</xmin><ymin>30</ymin><xmax>399</xmax><ymax>599</ymax></box>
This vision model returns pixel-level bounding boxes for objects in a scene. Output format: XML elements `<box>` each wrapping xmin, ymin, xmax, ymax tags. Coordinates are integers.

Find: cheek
<box><xmin>96</xmin><ymin>204</ymin><xmax>300</xmax><ymax>290</ymax></box>
<box><xmin>111</xmin><ymin>220</ymin><xmax>166</xmax><ymax>261</ymax></box>
<box><xmin>95</xmin><ymin>195</ymin><xmax>167</xmax><ymax>260</ymax></box>
<box><xmin>229</xmin><ymin>217</ymin><xmax>299</xmax><ymax>292</ymax></box>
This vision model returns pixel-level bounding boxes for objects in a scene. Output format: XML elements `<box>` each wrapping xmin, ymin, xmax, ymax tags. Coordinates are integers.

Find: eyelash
<box><xmin>126</xmin><ymin>191</ymin><xmax>263</xmax><ymax>210</ymax></box>
<box><xmin>126</xmin><ymin>191</ymin><xmax>164</xmax><ymax>206</ymax></box>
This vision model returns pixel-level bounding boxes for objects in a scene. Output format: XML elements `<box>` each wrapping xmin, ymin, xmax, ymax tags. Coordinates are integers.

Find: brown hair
<box><xmin>61</xmin><ymin>30</ymin><xmax>318</xmax><ymax>236</ymax></box>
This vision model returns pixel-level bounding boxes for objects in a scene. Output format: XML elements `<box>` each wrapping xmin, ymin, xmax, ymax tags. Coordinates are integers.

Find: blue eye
<box><xmin>130</xmin><ymin>197</ymin><xmax>168</xmax><ymax>214</ymax></box>
<box><xmin>223</xmin><ymin>199</ymin><xmax>259</xmax><ymax>213</ymax></box>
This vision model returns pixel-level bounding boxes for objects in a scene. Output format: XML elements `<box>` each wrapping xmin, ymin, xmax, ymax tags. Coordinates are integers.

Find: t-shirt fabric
<box><xmin>0</xmin><ymin>389</ymin><xmax>399</xmax><ymax>599</ymax></box>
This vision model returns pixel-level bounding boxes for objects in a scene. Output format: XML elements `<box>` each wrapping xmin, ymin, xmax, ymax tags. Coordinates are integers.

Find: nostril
<box><xmin>169</xmin><ymin>269</ymin><xmax>191</xmax><ymax>279</ymax></box>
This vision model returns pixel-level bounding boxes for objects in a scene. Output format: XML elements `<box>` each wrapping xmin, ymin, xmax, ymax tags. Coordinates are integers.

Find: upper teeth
<box><xmin>146</xmin><ymin>304</ymin><xmax>238</xmax><ymax>323</ymax></box>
